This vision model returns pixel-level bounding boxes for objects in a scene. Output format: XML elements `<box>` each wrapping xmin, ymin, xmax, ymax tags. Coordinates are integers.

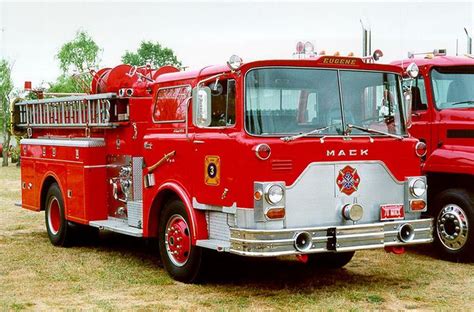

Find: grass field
<box><xmin>0</xmin><ymin>164</ymin><xmax>473</xmax><ymax>311</ymax></box>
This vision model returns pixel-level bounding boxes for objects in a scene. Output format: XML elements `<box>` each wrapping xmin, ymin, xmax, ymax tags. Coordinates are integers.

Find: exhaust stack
<box><xmin>465</xmin><ymin>27</ymin><xmax>472</xmax><ymax>54</ymax></box>
<box><xmin>361</xmin><ymin>19</ymin><xmax>371</xmax><ymax>57</ymax></box>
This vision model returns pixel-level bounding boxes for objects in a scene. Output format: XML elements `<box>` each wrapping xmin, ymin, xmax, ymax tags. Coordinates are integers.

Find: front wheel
<box><xmin>158</xmin><ymin>199</ymin><xmax>203</xmax><ymax>283</ymax></box>
<box><xmin>307</xmin><ymin>251</ymin><xmax>355</xmax><ymax>269</ymax></box>
<box><xmin>45</xmin><ymin>183</ymin><xmax>73</xmax><ymax>246</ymax></box>
<box><xmin>433</xmin><ymin>188</ymin><xmax>474</xmax><ymax>261</ymax></box>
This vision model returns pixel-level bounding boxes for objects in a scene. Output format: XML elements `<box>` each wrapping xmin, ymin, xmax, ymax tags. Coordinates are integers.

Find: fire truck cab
<box><xmin>14</xmin><ymin>51</ymin><xmax>433</xmax><ymax>282</ymax></box>
<box><xmin>393</xmin><ymin>51</ymin><xmax>474</xmax><ymax>261</ymax></box>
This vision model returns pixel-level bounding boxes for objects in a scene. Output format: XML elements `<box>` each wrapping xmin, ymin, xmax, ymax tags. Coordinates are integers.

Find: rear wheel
<box><xmin>158</xmin><ymin>199</ymin><xmax>203</xmax><ymax>283</ymax></box>
<box><xmin>307</xmin><ymin>251</ymin><xmax>355</xmax><ymax>269</ymax></box>
<box><xmin>433</xmin><ymin>188</ymin><xmax>474</xmax><ymax>261</ymax></box>
<box><xmin>45</xmin><ymin>183</ymin><xmax>73</xmax><ymax>246</ymax></box>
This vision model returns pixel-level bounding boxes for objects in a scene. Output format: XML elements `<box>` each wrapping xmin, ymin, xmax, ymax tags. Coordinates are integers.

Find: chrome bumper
<box><xmin>229</xmin><ymin>218</ymin><xmax>433</xmax><ymax>257</ymax></box>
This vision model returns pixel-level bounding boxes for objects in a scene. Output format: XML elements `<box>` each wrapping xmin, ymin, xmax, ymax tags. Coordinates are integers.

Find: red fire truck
<box><xmin>392</xmin><ymin>50</ymin><xmax>474</xmax><ymax>261</ymax></box>
<box><xmin>13</xmin><ymin>46</ymin><xmax>433</xmax><ymax>282</ymax></box>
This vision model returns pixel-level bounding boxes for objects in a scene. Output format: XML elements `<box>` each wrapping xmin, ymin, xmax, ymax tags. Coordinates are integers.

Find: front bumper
<box><xmin>230</xmin><ymin>218</ymin><xmax>433</xmax><ymax>257</ymax></box>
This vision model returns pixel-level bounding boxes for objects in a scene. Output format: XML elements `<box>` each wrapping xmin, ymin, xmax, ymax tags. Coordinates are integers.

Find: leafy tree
<box><xmin>122</xmin><ymin>41</ymin><xmax>181</xmax><ymax>68</ymax></box>
<box><xmin>0</xmin><ymin>59</ymin><xmax>13</xmax><ymax>166</ymax></box>
<box><xmin>57</xmin><ymin>30</ymin><xmax>100</xmax><ymax>73</ymax></box>
<box><xmin>51</xmin><ymin>30</ymin><xmax>101</xmax><ymax>93</ymax></box>
<box><xmin>48</xmin><ymin>74</ymin><xmax>87</xmax><ymax>94</ymax></box>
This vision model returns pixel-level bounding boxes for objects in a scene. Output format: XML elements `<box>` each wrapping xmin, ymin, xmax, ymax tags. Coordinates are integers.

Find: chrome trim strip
<box><xmin>21</xmin><ymin>138</ymin><xmax>105</xmax><ymax>148</ymax></box>
<box><xmin>192</xmin><ymin>197</ymin><xmax>237</xmax><ymax>214</ymax></box>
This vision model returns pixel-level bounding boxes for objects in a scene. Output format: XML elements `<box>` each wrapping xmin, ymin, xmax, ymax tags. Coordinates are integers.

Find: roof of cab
<box><xmin>391</xmin><ymin>55</ymin><xmax>474</xmax><ymax>68</ymax></box>
<box><xmin>155</xmin><ymin>56</ymin><xmax>404</xmax><ymax>84</ymax></box>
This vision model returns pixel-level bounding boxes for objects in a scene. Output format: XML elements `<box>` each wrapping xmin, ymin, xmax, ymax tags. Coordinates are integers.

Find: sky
<box><xmin>0</xmin><ymin>0</ymin><xmax>473</xmax><ymax>88</ymax></box>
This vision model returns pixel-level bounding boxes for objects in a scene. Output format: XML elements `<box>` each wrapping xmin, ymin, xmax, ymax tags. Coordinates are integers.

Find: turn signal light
<box><xmin>410</xmin><ymin>199</ymin><xmax>427</xmax><ymax>211</ymax></box>
<box><xmin>265</xmin><ymin>207</ymin><xmax>285</xmax><ymax>219</ymax></box>
<box><xmin>254</xmin><ymin>144</ymin><xmax>271</xmax><ymax>160</ymax></box>
<box><xmin>254</xmin><ymin>190</ymin><xmax>263</xmax><ymax>201</ymax></box>
<box><xmin>415</xmin><ymin>141</ymin><xmax>427</xmax><ymax>157</ymax></box>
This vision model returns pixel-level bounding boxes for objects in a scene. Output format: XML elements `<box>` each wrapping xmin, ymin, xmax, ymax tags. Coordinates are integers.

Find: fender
<box><xmin>423</xmin><ymin>145</ymin><xmax>474</xmax><ymax>175</ymax></box>
<box><xmin>144</xmin><ymin>180</ymin><xmax>208</xmax><ymax>243</ymax></box>
<box><xmin>38</xmin><ymin>171</ymin><xmax>67</xmax><ymax>212</ymax></box>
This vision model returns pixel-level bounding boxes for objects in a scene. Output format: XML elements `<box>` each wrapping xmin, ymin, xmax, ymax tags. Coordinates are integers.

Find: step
<box><xmin>89</xmin><ymin>218</ymin><xmax>143</xmax><ymax>237</ymax></box>
<box><xmin>196</xmin><ymin>239</ymin><xmax>230</xmax><ymax>252</ymax></box>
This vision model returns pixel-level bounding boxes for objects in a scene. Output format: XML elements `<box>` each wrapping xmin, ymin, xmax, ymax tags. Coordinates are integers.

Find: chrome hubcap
<box><xmin>47</xmin><ymin>197</ymin><xmax>61</xmax><ymax>235</ymax></box>
<box><xmin>165</xmin><ymin>214</ymin><xmax>191</xmax><ymax>267</ymax></box>
<box><xmin>437</xmin><ymin>204</ymin><xmax>469</xmax><ymax>251</ymax></box>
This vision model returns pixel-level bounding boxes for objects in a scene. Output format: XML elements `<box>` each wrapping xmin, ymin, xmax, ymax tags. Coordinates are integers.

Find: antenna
<box><xmin>465</xmin><ymin>27</ymin><xmax>472</xmax><ymax>54</ymax></box>
<box><xmin>456</xmin><ymin>38</ymin><xmax>459</xmax><ymax>56</ymax></box>
<box><xmin>360</xmin><ymin>19</ymin><xmax>371</xmax><ymax>57</ymax></box>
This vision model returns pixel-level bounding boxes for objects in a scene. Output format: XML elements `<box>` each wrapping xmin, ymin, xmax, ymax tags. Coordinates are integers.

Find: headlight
<box><xmin>227</xmin><ymin>55</ymin><xmax>243</xmax><ymax>71</ymax></box>
<box><xmin>410</xmin><ymin>179</ymin><xmax>426</xmax><ymax>197</ymax></box>
<box><xmin>265</xmin><ymin>184</ymin><xmax>284</xmax><ymax>205</ymax></box>
<box><xmin>406</xmin><ymin>62</ymin><xmax>419</xmax><ymax>78</ymax></box>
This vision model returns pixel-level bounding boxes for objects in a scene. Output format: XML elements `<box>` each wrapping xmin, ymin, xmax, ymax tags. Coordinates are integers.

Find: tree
<box><xmin>48</xmin><ymin>74</ymin><xmax>87</xmax><ymax>94</ymax></box>
<box><xmin>57</xmin><ymin>30</ymin><xmax>100</xmax><ymax>74</ymax></box>
<box><xmin>0</xmin><ymin>59</ymin><xmax>13</xmax><ymax>166</ymax></box>
<box><xmin>51</xmin><ymin>30</ymin><xmax>101</xmax><ymax>93</ymax></box>
<box><xmin>122</xmin><ymin>41</ymin><xmax>181</xmax><ymax>68</ymax></box>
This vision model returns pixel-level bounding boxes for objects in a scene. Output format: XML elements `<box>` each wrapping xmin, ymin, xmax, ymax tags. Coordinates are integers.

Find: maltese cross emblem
<box><xmin>336</xmin><ymin>165</ymin><xmax>360</xmax><ymax>195</ymax></box>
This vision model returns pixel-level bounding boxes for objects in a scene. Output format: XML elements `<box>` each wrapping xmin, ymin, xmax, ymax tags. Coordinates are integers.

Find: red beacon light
<box><xmin>24</xmin><ymin>81</ymin><xmax>32</xmax><ymax>91</ymax></box>
<box><xmin>372</xmin><ymin>49</ymin><xmax>384</xmax><ymax>61</ymax></box>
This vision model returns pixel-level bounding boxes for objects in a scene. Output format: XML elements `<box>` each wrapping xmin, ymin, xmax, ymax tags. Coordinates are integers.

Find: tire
<box><xmin>307</xmin><ymin>251</ymin><xmax>355</xmax><ymax>269</ymax></box>
<box><xmin>45</xmin><ymin>183</ymin><xmax>73</xmax><ymax>247</ymax></box>
<box><xmin>158</xmin><ymin>199</ymin><xmax>203</xmax><ymax>283</ymax></box>
<box><xmin>433</xmin><ymin>188</ymin><xmax>474</xmax><ymax>261</ymax></box>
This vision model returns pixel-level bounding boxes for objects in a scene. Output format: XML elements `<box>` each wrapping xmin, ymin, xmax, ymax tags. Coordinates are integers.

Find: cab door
<box><xmin>143</xmin><ymin>85</ymin><xmax>194</xmax><ymax>201</ymax></box>
<box><xmin>191</xmin><ymin>79</ymin><xmax>239</xmax><ymax>208</ymax></box>
<box><xmin>407</xmin><ymin>75</ymin><xmax>434</xmax><ymax>153</ymax></box>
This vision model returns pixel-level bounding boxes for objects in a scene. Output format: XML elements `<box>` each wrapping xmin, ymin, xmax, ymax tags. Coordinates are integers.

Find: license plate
<box><xmin>380</xmin><ymin>204</ymin><xmax>405</xmax><ymax>221</ymax></box>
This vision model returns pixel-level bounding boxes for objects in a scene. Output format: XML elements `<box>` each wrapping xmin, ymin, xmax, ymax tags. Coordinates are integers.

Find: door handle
<box><xmin>193</xmin><ymin>140</ymin><xmax>205</xmax><ymax>144</ymax></box>
<box><xmin>144</xmin><ymin>142</ymin><xmax>153</xmax><ymax>150</ymax></box>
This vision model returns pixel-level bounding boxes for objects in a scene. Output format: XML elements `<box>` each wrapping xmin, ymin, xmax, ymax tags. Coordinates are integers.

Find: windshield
<box><xmin>245</xmin><ymin>68</ymin><xmax>405</xmax><ymax>136</ymax></box>
<box><xmin>431</xmin><ymin>67</ymin><xmax>474</xmax><ymax>109</ymax></box>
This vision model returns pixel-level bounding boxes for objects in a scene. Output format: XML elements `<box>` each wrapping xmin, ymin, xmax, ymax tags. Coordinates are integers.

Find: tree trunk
<box><xmin>2</xmin><ymin>131</ymin><xmax>10</xmax><ymax>167</ymax></box>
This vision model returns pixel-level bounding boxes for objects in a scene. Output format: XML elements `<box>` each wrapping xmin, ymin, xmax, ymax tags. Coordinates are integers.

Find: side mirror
<box><xmin>192</xmin><ymin>86</ymin><xmax>212</xmax><ymax>127</ymax></box>
<box><xmin>403</xmin><ymin>89</ymin><xmax>413</xmax><ymax>129</ymax></box>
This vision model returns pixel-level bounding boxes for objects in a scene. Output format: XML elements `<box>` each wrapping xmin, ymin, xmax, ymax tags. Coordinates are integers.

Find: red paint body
<box><xmin>19</xmin><ymin>56</ymin><xmax>425</xmax><ymax>244</ymax></box>
<box><xmin>392</xmin><ymin>56</ymin><xmax>474</xmax><ymax>178</ymax></box>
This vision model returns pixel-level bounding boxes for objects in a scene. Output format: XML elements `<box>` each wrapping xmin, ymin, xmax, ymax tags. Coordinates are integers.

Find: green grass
<box><xmin>0</xmin><ymin>164</ymin><xmax>473</xmax><ymax>310</ymax></box>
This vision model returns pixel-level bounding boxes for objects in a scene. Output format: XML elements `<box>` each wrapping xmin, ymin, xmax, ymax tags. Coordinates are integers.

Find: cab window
<box><xmin>206</xmin><ymin>79</ymin><xmax>236</xmax><ymax>127</ymax></box>
<box><xmin>153</xmin><ymin>86</ymin><xmax>191</xmax><ymax>123</ymax></box>
<box><xmin>403</xmin><ymin>77</ymin><xmax>427</xmax><ymax>110</ymax></box>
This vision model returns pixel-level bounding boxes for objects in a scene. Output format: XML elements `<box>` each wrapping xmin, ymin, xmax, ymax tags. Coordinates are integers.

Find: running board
<box><xmin>89</xmin><ymin>218</ymin><xmax>143</xmax><ymax>237</ymax></box>
<box><xmin>196</xmin><ymin>239</ymin><xmax>230</xmax><ymax>252</ymax></box>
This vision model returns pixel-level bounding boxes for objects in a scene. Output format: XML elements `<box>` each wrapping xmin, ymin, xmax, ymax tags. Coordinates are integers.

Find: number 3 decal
<box><xmin>205</xmin><ymin>156</ymin><xmax>220</xmax><ymax>186</ymax></box>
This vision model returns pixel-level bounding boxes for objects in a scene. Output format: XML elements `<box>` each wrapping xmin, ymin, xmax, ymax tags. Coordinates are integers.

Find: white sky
<box><xmin>0</xmin><ymin>0</ymin><xmax>473</xmax><ymax>88</ymax></box>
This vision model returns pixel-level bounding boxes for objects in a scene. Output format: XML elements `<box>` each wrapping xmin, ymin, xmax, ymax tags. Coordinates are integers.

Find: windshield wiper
<box><xmin>450</xmin><ymin>100</ymin><xmax>474</xmax><ymax>106</ymax></box>
<box><xmin>346</xmin><ymin>124</ymin><xmax>404</xmax><ymax>140</ymax></box>
<box><xmin>281</xmin><ymin>124</ymin><xmax>340</xmax><ymax>142</ymax></box>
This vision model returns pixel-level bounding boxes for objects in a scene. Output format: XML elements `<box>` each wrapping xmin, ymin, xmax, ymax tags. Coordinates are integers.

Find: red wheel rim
<box><xmin>48</xmin><ymin>197</ymin><xmax>61</xmax><ymax>235</ymax></box>
<box><xmin>165</xmin><ymin>214</ymin><xmax>191</xmax><ymax>267</ymax></box>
